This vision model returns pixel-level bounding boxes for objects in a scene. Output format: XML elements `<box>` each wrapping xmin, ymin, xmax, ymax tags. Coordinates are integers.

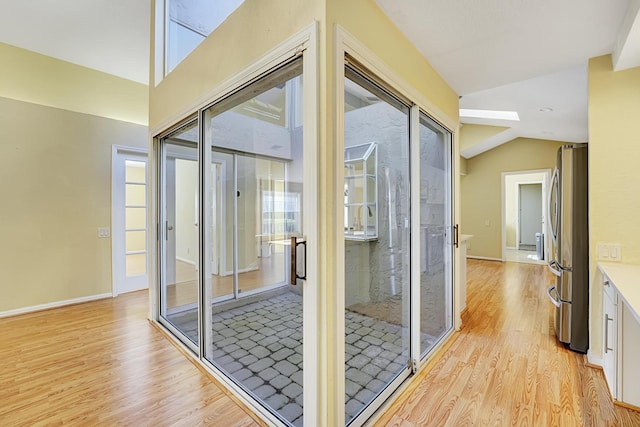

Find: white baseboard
<box><xmin>176</xmin><ymin>256</ymin><xmax>197</xmax><ymax>266</ymax></box>
<box><xmin>467</xmin><ymin>255</ymin><xmax>503</xmax><ymax>262</ymax></box>
<box><xmin>0</xmin><ymin>293</ymin><xmax>112</xmax><ymax>318</ymax></box>
<box><xmin>587</xmin><ymin>350</ymin><xmax>603</xmax><ymax>367</ymax></box>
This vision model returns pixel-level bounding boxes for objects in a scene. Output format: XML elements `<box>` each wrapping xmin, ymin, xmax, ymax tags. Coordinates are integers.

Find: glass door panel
<box><xmin>418</xmin><ymin>113</ymin><xmax>453</xmax><ymax>357</ymax></box>
<box><xmin>344</xmin><ymin>69</ymin><xmax>411</xmax><ymax>424</ymax></box>
<box><xmin>203</xmin><ymin>63</ymin><xmax>305</xmax><ymax>427</ymax></box>
<box><xmin>159</xmin><ymin>121</ymin><xmax>200</xmax><ymax>347</ymax></box>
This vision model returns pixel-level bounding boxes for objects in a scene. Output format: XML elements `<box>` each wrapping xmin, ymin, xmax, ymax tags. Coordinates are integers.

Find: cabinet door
<box><xmin>603</xmin><ymin>279</ymin><xmax>617</xmax><ymax>398</ymax></box>
<box><xmin>620</xmin><ymin>302</ymin><xmax>640</xmax><ymax>407</ymax></box>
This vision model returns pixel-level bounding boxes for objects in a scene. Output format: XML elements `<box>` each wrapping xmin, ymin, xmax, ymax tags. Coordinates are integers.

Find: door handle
<box><xmin>290</xmin><ymin>236</ymin><xmax>307</xmax><ymax>285</ymax></box>
<box><xmin>454</xmin><ymin>224</ymin><xmax>459</xmax><ymax>249</ymax></box>
<box><xmin>605</xmin><ymin>315</ymin><xmax>614</xmax><ymax>353</ymax></box>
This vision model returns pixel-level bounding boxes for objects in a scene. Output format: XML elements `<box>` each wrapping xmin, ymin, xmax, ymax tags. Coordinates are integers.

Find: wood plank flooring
<box><xmin>2</xmin><ymin>260</ymin><xmax>639</xmax><ymax>426</ymax></box>
<box><xmin>375</xmin><ymin>259</ymin><xmax>640</xmax><ymax>426</ymax></box>
<box><xmin>0</xmin><ymin>291</ymin><xmax>263</xmax><ymax>427</ymax></box>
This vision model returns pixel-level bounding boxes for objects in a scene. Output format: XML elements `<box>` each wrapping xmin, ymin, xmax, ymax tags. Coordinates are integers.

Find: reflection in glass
<box><xmin>418</xmin><ymin>113</ymin><xmax>453</xmax><ymax>357</ymax></box>
<box><xmin>159</xmin><ymin>121</ymin><xmax>200</xmax><ymax>346</ymax></box>
<box><xmin>344</xmin><ymin>71</ymin><xmax>411</xmax><ymax>423</ymax></box>
<box><xmin>202</xmin><ymin>66</ymin><xmax>305</xmax><ymax>426</ymax></box>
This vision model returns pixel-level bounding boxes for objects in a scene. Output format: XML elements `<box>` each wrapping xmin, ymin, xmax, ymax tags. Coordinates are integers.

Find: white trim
<box><xmin>587</xmin><ymin>350</ymin><xmax>604</xmax><ymax>367</ymax></box>
<box><xmin>467</xmin><ymin>255</ymin><xmax>503</xmax><ymax>262</ymax></box>
<box><xmin>500</xmin><ymin>169</ymin><xmax>551</xmax><ymax>262</ymax></box>
<box><xmin>335</xmin><ymin>25</ymin><xmax>457</xmax><ymax>134</ymax></box>
<box><xmin>111</xmin><ymin>145</ymin><xmax>149</xmax><ymax>298</ymax></box>
<box><xmin>409</xmin><ymin>105</ymin><xmax>421</xmax><ymax>371</ymax></box>
<box><xmin>176</xmin><ymin>256</ymin><xmax>197</xmax><ymax>266</ymax></box>
<box><xmin>0</xmin><ymin>293</ymin><xmax>112</xmax><ymax>318</ymax></box>
<box><xmin>150</xmin><ymin>22</ymin><xmax>319</xmax><ymax>138</ymax></box>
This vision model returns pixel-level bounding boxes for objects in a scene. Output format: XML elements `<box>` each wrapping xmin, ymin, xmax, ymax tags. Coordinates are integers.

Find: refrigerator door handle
<box><xmin>547</xmin><ymin>259</ymin><xmax>562</xmax><ymax>277</ymax></box>
<box><xmin>547</xmin><ymin>285</ymin><xmax>561</xmax><ymax>308</ymax></box>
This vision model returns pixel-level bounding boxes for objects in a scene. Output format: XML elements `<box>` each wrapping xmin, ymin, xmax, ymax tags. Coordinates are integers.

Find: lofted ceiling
<box><xmin>1</xmin><ymin>0</ymin><xmax>639</xmax><ymax>158</ymax></box>
<box><xmin>376</xmin><ymin>0</ymin><xmax>640</xmax><ymax>157</ymax></box>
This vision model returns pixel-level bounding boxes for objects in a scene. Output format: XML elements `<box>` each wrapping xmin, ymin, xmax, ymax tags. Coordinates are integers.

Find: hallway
<box><xmin>376</xmin><ymin>259</ymin><xmax>640</xmax><ymax>426</ymax></box>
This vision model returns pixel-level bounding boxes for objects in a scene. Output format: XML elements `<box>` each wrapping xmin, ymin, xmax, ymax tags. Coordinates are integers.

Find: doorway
<box><xmin>518</xmin><ymin>183</ymin><xmax>542</xmax><ymax>250</ymax></box>
<box><xmin>502</xmin><ymin>170</ymin><xmax>550</xmax><ymax>265</ymax></box>
<box><xmin>112</xmin><ymin>147</ymin><xmax>148</xmax><ymax>296</ymax></box>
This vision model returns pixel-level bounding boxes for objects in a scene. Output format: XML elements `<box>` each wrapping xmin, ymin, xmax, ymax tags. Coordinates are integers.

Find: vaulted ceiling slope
<box><xmin>376</xmin><ymin>0</ymin><xmax>640</xmax><ymax>157</ymax></box>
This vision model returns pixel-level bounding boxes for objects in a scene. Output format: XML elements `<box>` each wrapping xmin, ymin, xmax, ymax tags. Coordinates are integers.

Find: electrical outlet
<box><xmin>98</xmin><ymin>227</ymin><xmax>111</xmax><ymax>238</ymax></box>
<box><xmin>484</xmin><ymin>219</ymin><xmax>491</xmax><ymax>227</ymax></box>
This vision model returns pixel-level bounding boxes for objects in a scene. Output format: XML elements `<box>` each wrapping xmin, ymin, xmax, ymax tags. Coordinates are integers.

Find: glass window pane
<box><xmin>166</xmin><ymin>0</ymin><xmax>245</xmax><ymax>73</ymax></box>
<box><xmin>126</xmin><ymin>184</ymin><xmax>146</xmax><ymax>206</ymax></box>
<box><xmin>125</xmin><ymin>160</ymin><xmax>146</xmax><ymax>183</ymax></box>
<box><xmin>344</xmin><ymin>70</ymin><xmax>411</xmax><ymax>423</ymax></box>
<box><xmin>419</xmin><ymin>113</ymin><xmax>453</xmax><ymax>357</ymax></box>
<box><xmin>126</xmin><ymin>230</ymin><xmax>146</xmax><ymax>252</ymax></box>
<box><xmin>160</xmin><ymin>120</ymin><xmax>200</xmax><ymax>347</ymax></box>
<box><xmin>126</xmin><ymin>253</ymin><xmax>146</xmax><ymax>276</ymax></box>
<box><xmin>126</xmin><ymin>207</ymin><xmax>146</xmax><ymax>230</ymax></box>
<box><xmin>203</xmin><ymin>65</ymin><xmax>304</xmax><ymax>427</ymax></box>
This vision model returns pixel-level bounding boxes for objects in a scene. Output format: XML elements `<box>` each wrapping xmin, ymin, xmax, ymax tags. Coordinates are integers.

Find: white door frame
<box><xmin>111</xmin><ymin>145</ymin><xmax>149</xmax><ymax>297</ymax></box>
<box><xmin>516</xmin><ymin>181</ymin><xmax>543</xmax><ymax>249</ymax></box>
<box><xmin>501</xmin><ymin>169</ymin><xmax>551</xmax><ymax>262</ymax></box>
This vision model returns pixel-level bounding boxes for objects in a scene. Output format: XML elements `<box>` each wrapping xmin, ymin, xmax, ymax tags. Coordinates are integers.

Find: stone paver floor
<box><xmin>169</xmin><ymin>289</ymin><xmax>435</xmax><ymax>426</ymax></box>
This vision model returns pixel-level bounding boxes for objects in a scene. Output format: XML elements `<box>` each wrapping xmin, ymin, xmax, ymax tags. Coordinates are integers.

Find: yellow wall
<box><xmin>461</xmin><ymin>137</ymin><xmax>564</xmax><ymax>259</ymax></box>
<box><xmin>0</xmin><ymin>97</ymin><xmax>147</xmax><ymax>312</ymax></box>
<box><xmin>460</xmin><ymin>124</ymin><xmax>510</xmax><ymax>152</ymax></box>
<box><xmin>149</xmin><ymin>0</ymin><xmax>322</xmax><ymax>130</ymax></box>
<box><xmin>588</xmin><ymin>55</ymin><xmax>640</xmax><ymax>359</ymax></box>
<box><xmin>0</xmin><ymin>42</ymin><xmax>148</xmax><ymax>125</ymax></box>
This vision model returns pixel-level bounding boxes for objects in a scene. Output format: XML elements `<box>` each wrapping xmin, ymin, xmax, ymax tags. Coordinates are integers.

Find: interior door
<box><xmin>519</xmin><ymin>183</ymin><xmax>542</xmax><ymax>248</ymax></box>
<box><xmin>112</xmin><ymin>149</ymin><xmax>149</xmax><ymax>295</ymax></box>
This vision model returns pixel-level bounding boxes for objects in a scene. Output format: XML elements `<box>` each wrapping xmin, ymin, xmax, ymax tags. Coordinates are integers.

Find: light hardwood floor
<box><xmin>2</xmin><ymin>260</ymin><xmax>639</xmax><ymax>426</ymax></box>
<box><xmin>375</xmin><ymin>259</ymin><xmax>640</xmax><ymax>426</ymax></box>
<box><xmin>0</xmin><ymin>291</ymin><xmax>264</xmax><ymax>426</ymax></box>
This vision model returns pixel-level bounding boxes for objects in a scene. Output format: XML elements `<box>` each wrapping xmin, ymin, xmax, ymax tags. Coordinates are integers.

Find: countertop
<box><xmin>598</xmin><ymin>262</ymin><xmax>640</xmax><ymax>324</ymax></box>
<box><xmin>460</xmin><ymin>234</ymin><xmax>473</xmax><ymax>242</ymax></box>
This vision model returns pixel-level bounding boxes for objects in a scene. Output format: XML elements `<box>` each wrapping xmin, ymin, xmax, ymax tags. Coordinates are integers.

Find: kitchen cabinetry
<box><xmin>599</xmin><ymin>263</ymin><xmax>640</xmax><ymax>410</ymax></box>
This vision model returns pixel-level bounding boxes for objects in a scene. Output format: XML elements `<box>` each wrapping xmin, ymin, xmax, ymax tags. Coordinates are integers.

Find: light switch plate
<box><xmin>98</xmin><ymin>227</ymin><xmax>110</xmax><ymax>238</ymax></box>
<box><xmin>597</xmin><ymin>243</ymin><xmax>621</xmax><ymax>261</ymax></box>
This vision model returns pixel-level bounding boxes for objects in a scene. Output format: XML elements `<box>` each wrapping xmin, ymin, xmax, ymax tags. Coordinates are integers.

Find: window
<box><xmin>165</xmin><ymin>0</ymin><xmax>245</xmax><ymax>74</ymax></box>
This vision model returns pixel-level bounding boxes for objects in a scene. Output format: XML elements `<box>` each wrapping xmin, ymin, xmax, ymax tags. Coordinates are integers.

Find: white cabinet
<box><xmin>602</xmin><ymin>275</ymin><xmax>617</xmax><ymax>397</ymax></box>
<box><xmin>599</xmin><ymin>263</ymin><xmax>640</xmax><ymax>410</ymax></box>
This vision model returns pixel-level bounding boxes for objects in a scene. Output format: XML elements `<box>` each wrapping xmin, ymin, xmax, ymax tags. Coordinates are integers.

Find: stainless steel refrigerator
<box><xmin>547</xmin><ymin>144</ymin><xmax>589</xmax><ymax>353</ymax></box>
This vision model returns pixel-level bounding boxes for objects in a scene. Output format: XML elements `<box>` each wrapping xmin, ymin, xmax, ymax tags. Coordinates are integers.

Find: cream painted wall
<box><xmin>460</xmin><ymin>124</ymin><xmax>510</xmax><ymax>152</ymax></box>
<box><xmin>0</xmin><ymin>97</ymin><xmax>148</xmax><ymax>312</ymax></box>
<box><xmin>588</xmin><ymin>55</ymin><xmax>640</xmax><ymax>360</ymax></box>
<box><xmin>149</xmin><ymin>0</ymin><xmax>322</xmax><ymax>130</ymax></box>
<box><xmin>0</xmin><ymin>42</ymin><xmax>148</xmax><ymax>125</ymax></box>
<box><xmin>461</xmin><ymin>138</ymin><xmax>565</xmax><ymax>259</ymax></box>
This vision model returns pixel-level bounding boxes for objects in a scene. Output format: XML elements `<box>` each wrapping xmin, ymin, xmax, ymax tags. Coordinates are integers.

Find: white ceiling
<box><xmin>0</xmin><ymin>0</ymin><xmax>150</xmax><ymax>84</ymax></box>
<box><xmin>376</xmin><ymin>0</ymin><xmax>640</xmax><ymax>157</ymax></box>
<box><xmin>1</xmin><ymin>0</ymin><xmax>639</xmax><ymax>157</ymax></box>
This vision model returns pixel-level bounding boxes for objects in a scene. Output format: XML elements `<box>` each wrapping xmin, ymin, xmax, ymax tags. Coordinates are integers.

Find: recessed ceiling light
<box><xmin>539</xmin><ymin>107</ymin><xmax>553</xmax><ymax>112</ymax></box>
<box><xmin>459</xmin><ymin>109</ymin><xmax>520</xmax><ymax>121</ymax></box>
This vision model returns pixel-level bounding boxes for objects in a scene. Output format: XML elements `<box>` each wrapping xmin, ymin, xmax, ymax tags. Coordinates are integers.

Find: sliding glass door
<box><xmin>159</xmin><ymin>120</ymin><xmax>200</xmax><ymax>347</ymax></box>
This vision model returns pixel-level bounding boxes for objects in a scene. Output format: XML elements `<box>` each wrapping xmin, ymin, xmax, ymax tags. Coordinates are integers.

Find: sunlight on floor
<box><xmin>505</xmin><ymin>248</ymin><xmax>545</xmax><ymax>265</ymax></box>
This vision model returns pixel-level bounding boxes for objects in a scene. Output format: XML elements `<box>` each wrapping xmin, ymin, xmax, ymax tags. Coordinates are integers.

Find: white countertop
<box><xmin>599</xmin><ymin>262</ymin><xmax>640</xmax><ymax>324</ymax></box>
<box><xmin>460</xmin><ymin>234</ymin><xmax>473</xmax><ymax>242</ymax></box>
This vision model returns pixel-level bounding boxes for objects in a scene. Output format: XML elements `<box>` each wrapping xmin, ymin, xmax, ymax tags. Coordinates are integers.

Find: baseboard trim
<box><xmin>0</xmin><ymin>293</ymin><xmax>112</xmax><ymax>318</ymax></box>
<box><xmin>467</xmin><ymin>255</ymin><xmax>503</xmax><ymax>262</ymax></box>
<box><xmin>176</xmin><ymin>256</ymin><xmax>197</xmax><ymax>266</ymax></box>
<box><xmin>586</xmin><ymin>351</ymin><xmax>603</xmax><ymax>368</ymax></box>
